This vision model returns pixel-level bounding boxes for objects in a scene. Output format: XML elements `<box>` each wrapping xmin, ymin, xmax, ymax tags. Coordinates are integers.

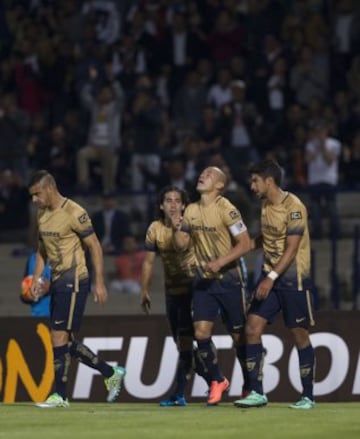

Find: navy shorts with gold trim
<box><xmin>192</xmin><ymin>268</ymin><xmax>247</xmax><ymax>332</ymax></box>
<box><xmin>50</xmin><ymin>278</ymin><xmax>89</xmax><ymax>332</ymax></box>
<box><xmin>248</xmin><ymin>273</ymin><xmax>316</xmax><ymax>328</ymax></box>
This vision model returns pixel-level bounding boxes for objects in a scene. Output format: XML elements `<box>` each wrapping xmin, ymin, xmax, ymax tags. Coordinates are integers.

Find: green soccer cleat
<box><xmin>289</xmin><ymin>397</ymin><xmax>315</xmax><ymax>410</ymax></box>
<box><xmin>35</xmin><ymin>393</ymin><xmax>69</xmax><ymax>408</ymax></box>
<box><xmin>233</xmin><ymin>390</ymin><xmax>268</xmax><ymax>408</ymax></box>
<box><xmin>104</xmin><ymin>366</ymin><xmax>126</xmax><ymax>402</ymax></box>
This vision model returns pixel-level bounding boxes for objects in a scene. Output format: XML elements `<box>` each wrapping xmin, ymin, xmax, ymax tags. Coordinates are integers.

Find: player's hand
<box><xmin>169</xmin><ymin>212</ymin><xmax>183</xmax><ymax>232</ymax></box>
<box><xmin>255</xmin><ymin>277</ymin><xmax>273</xmax><ymax>300</ymax></box>
<box><xmin>204</xmin><ymin>259</ymin><xmax>222</xmax><ymax>273</ymax></box>
<box><xmin>93</xmin><ymin>283</ymin><xmax>108</xmax><ymax>305</ymax></box>
<box><xmin>140</xmin><ymin>291</ymin><xmax>151</xmax><ymax>314</ymax></box>
<box><xmin>30</xmin><ymin>277</ymin><xmax>44</xmax><ymax>302</ymax></box>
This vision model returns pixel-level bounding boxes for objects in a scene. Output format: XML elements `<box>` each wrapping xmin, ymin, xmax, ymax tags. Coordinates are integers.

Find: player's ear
<box><xmin>215</xmin><ymin>180</ymin><xmax>225</xmax><ymax>191</ymax></box>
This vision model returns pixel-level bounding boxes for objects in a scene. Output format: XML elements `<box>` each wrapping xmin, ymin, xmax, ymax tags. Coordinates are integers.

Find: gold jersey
<box><xmin>183</xmin><ymin>196</ymin><xmax>247</xmax><ymax>278</ymax></box>
<box><xmin>145</xmin><ymin>220</ymin><xmax>196</xmax><ymax>295</ymax></box>
<box><xmin>261</xmin><ymin>192</ymin><xmax>311</xmax><ymax>289</ymax></box>
<box><xmin>38</xmin><ymin>198</ymin><xmax>94</xmax><ymax>283</ymax></box>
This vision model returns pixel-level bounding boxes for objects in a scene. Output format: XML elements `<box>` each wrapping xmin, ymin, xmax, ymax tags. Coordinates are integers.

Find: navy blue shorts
<box><xmin>165</xmin><ymin>292</ymin><xmax>193</xmax><ymax>341</ymax></box>
<box><xmin>50</xmin><ymin>278</ymin><xmax>90</xmax><ymax>332</ymax></box>
<box><xmin>192</xmin><ymin>269</ymin><xmax>247</xmax><ymax>333</ymax></box>
<box><xmin>248</xmin><ymin>277</ymin><xmax>316</xmax><ymax>328</ymax></box>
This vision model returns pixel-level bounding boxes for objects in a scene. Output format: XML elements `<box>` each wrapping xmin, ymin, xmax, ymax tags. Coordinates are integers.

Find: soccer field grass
<box><xmin>0</xmin><ymin>403</ymin><xmax>359</xmax><ymax>439</ymax></box>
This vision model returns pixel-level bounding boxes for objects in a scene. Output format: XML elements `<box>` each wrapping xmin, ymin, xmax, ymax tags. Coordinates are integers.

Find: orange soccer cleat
<box><xmin>207</xmin><ymin>378</ymin><xmax>230</xmax><ymax>406</ymax></box>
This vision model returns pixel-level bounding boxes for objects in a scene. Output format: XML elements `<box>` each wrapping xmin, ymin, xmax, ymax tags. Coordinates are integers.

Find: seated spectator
<box><xmin>109</xmin><ymin>235</ymin><xmax>146</xmax><ymax>295</ymax></box>
<box><xmin>91</xmin><ymin>192</ymin><xmax>131</xmax><ymax>255</ymax></box>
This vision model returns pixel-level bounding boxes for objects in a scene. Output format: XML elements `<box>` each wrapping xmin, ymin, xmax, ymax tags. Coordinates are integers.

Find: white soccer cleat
<box><xmin>36</xmin><ymin>393</ymin><xmax>69</xmax><ymax>408</ymax></box>
<box><xmin>104</xmin><ymin>366</ymin><xmax>126</xmax><ymax>402</ymax></box>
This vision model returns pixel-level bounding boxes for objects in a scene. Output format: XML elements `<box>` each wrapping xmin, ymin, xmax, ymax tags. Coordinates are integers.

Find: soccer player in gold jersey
<box><xmin>172</xmin><ymin>167</ymin><xmax>251</xmax><ymax>406</ymax></box>
<box><xmin>28</xmin><ymin>170</ymin><xmax>126</xmax><ymax>407</ymax></box>
<box><xmin>141</xmin><ymin>186</ymin><xmax>201</xmax><ymax>406</ymax></box>
<box><xmin>234</xmin><ymin>159</ymin><xmax>316</xmax><ymax>410</ymax></box>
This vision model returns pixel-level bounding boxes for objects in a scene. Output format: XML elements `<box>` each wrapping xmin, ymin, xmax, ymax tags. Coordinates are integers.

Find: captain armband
<box><xmin>267</xmin><ymin>270</ymin><xmax>279</xmax><ymax>281</ymax></box>
<box><xmin>229</xmin><ymin>221</ymin><xmax>247</xmax><ymax>237</ymax></box>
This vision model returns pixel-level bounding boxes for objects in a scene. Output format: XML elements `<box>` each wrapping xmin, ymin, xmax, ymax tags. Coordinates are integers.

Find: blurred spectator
<box><xmin>207</xmin><ymin>8</ymin><xmax>245</xmax><ymax>65</ymax></box>
<box><xmin>207</xmin><ymin>66</ymin><xmax>233</xmax><ymax>111</ymax></box>
<box><xmin>196</xmin><ymin>104</ymin><xmax>222</xmax><ymax>151</ymax></box>
<box><xmin>47</xmin><ymin>125</ymin><xmax>76</xmax><ymax>192</ymax></box>
<box><xmin>219</xmin><ymin>80</ymin><xmax>260</xmax><ymax>167</ymax></box>
<box><xmin>82</xmin><ymin>0</ymin><xmax>122</xmax><ymax>45</ymax></box>
<box><xmin>0</xmin><ymin>93</ymin><xmax>30</xmax><ymax>182</ymax></box>
<box><xmin>76</xmin><ymin>64</ymin><xmax>125</xmax><ymax>193</ymax></box>
<box><xmin>341</xmin><ymin>129</ymin><xmax>360</xmax><ymax>189</ymax></box>
<box><xmin>0</xmin><ymin>57</ymin><xmax>17</xmax><ymax>94</ymax></box>
<box><xmin>0</xmin><ymin>169</ymin><xmax>29</xmax><ymax>231</ymax></box>
<box><xmin>172</xmin><ymin>69</ymin><xmax>208</xmax><ymax>133</ymax></box>
<box><xmin>109</xmin><ymin>235</ymin><xmax>146</xmax><ymax>295</ymax></box>
<box><xmin>14</xmin><ymin>38</ymin><xmax>49</xmax><ymax>115</ymax></box>
<box><xmin>91</xmin><ymin>191</ymin><xmax>131</xmax><ymax>255</ymax></box>
<box><xmin>305</xmin><ymin>119</ymin><xmax>342</xmax><ymax>239</ymax></box>
<box><xmin>290</xmin><ymin>44</ymin><xmax>328</xmax><ymax>107</ymax></box>
<box><xmin>128</xmin><ymin>75</ymin><xmax>165</xmax><ymax>191</ymax></box>
<box><xmin>161</xmin><ymin>10</ymin><xmax>209</xmax><ymax>93</ymax></box>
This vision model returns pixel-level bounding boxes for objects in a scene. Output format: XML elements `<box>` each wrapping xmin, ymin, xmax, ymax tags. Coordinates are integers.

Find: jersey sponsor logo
<box><xmin>290</xmin><ymin>211</ymin><xmax>302</xmax><ymax>220</ymax></box>
<box><xmin>229</xmin><ymin>210</ymin><xmax>240</xmax><ymax>220</ymax></box>
<box><xmin>78</xmin><ymin>213</ymin><xmax>89</xmax><ymax>224</ymax></box>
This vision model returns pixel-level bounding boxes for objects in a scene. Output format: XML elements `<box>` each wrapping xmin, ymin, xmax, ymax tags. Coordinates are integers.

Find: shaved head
<box><xmin>210</xmin><ymin>166</ymin><xmax>227</xmax><ymax>188</ymax></box>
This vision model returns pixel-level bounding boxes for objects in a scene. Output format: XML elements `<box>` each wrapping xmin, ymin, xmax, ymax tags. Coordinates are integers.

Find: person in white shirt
<box><xmin>305</xmin><ymin>120</ymin><xmax>342</xmax><ymax>239</ymax></box>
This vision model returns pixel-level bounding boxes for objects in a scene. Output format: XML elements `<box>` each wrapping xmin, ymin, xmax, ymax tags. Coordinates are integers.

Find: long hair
<box><xmin>156</xmin><ymin>186</ymin><xmax>190</xmax><ymax>220</ymax></box>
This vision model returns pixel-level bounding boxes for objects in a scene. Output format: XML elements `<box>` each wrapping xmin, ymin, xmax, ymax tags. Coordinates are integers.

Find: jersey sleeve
<box><xmin>220</xmin><ymin>198</ymin><xmax>247</xmax><ymax>234</ymax></box>
<box><xmin>145</xmin><ymin>222</ymin><xmax>157</xmax><ymax>252</ymax></box>
<box><xmin>286</xmin><ymin>201</ymin><xmax>307</xmax><ymax>236</ymax></box>
<box><xmin>70</xmin><ymin>205</ymin><xmax>94</xmax><ymax>239</ymax></box>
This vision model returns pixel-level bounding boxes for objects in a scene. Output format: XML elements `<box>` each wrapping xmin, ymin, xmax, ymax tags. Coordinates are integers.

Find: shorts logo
<box><xmin>290</xmin><ymin>211</ymin><xmax>302</xmax><ymax>220</ymax></box>
<box><xmin>295</xmin><ymin>317</ymin><xmax>306</xmax><ymax>323</ymax></box>
<box><xmin>229</xmin><ymin>210</ymin><xmax>240</xmax><ymax>220</ymax></box>
<box><xmin>78</xmin><ymin>213</ymin><xmax>89</xmax><ymax>224</ymax></box>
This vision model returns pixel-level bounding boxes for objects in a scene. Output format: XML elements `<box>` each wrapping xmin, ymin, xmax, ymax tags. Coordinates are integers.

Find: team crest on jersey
<box><xmin>78</xmin><ymin>213</ymin><xmax>89</xmax><ymax>224</ymax></box>
<box><xmin>229</xmin><ymin>209</ymin><xmax>240</xmax><ymax>220</ymax></box>
<box><xmin>290</xmin><ymin>211</ymin><xmax>302</xmax><ymax>220</ymax></box>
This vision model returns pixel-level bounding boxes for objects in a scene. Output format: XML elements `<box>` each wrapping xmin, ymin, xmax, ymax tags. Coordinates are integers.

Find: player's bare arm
<box><xmin>30</xmin><ymin>250</ymin><xmax>46</xmax><ymax>301</ymax></box>
<box><xmin>171</xmin><ymin>214</ymin><xmax>190</xmax><ymax>251</ymax></box>
<box><xmin>205</xmin><ymin>230</ymin><xmax>251</xmax><ymax>273</ymax></box>
<box><xmin>140</xmin><ymin>251</ymin><xmax>156</xmax><ymax>314</ymax></box>
<box><xmin>255</xmin><ymin>234</ymin><xmax>302</xmax><ymax>300</ymax></box>
<box><xmin>83</xmin><ymin>233</ymin><xmax>108</xmax><ymax>305</ymax></box>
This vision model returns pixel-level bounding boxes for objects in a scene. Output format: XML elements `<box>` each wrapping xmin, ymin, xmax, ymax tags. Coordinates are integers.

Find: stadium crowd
<box><xmin>0</xmin><ymin>0</ymin><xmax>360</xmax><ymax>238</ymax></box>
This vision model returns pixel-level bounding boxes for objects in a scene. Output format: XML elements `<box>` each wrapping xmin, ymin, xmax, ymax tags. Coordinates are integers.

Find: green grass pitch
<box><xmin>1</xmin><ymin>403</ymin><xmax>359</xmax><ymax>439</ymax></box>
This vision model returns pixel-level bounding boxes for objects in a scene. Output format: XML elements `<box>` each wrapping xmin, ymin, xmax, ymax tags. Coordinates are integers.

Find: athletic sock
<box><xmin>298</xmin><ymin>344</ymin><xmax>315</xmax><ymax>400</ymax></box>
<box><xmin>196</xmin><ymin>338</ymin><xmax>223</xmax><ymax>382</ymax></box>
<box><xmin>69</xmin><ymin>339</ymin><xmax>114</xmax><ymax>378</ymax></box>
<box><xmin>174</xmin><ymin>350</ymin><xmax>193</xmax><ymax>395</ymax></box>
<box><xmin>53</xmin><ymin>345</ymin><xmax>71</xmax><ymax>399</ymax></box>
<box><xmin>193</xmin><ymin>348</ymin><xmax>212</xmax><ymax>386</ymax></box>
<box><xmin>236</xmin><ymin>344</ymin><xmax>250</xmax><ymax>394</ymax></box>
<box><xmin>245</xmin><ymin>343</ymin><xmax>265</xmax><ymax>394</ymax></box>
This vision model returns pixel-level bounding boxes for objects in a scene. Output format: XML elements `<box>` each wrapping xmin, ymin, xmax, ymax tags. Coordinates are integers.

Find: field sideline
<box><xmin>0</xmin><ymin>402</ymin><xmax>359</xmax><ymax>439</ymax></box>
